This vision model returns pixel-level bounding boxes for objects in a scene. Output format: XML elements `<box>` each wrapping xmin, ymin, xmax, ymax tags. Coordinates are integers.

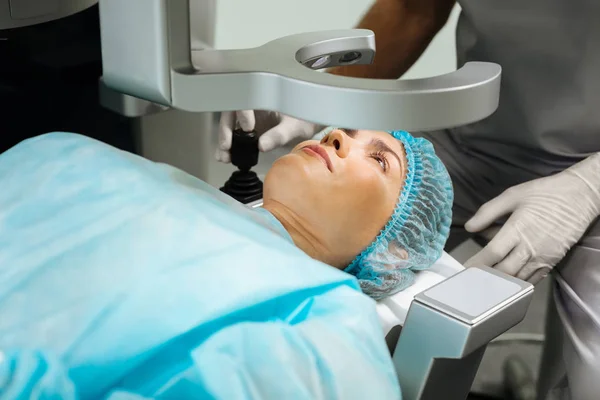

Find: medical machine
<box><xmin>0</xmin><ymin>1</ymin><xmax>534</xmax><ymax>399</ymax></box>
<box><xmin>96</xmin><ymin>1</ymin><xmax>502</xmax><ymax>132</ymax></box>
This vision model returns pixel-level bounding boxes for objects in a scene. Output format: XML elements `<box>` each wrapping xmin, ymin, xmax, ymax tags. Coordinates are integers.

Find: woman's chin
<box><xmin>267</xmin><ymin>153</ymin><xmax>322</xmax><ymax>184</ymax></box>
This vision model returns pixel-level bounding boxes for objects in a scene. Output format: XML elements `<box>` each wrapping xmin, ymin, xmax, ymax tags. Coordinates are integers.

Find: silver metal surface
<box><xmin>417</xmin><ymin>266</ymin><xmax>532</xmax><ymax>325</ymax></box>
<box><xmin>99</xmin><ymin>81</ymin><xmax>171</xmax><ymax>117</ymax></box>
<box><xmin>247</xmin><ymin>199</ymin><xmax>264</xmax><ymax>209</ymax></box>
<box><xmin>98</xmin><ymin>0</ymin><xmax>216</xmax><ymax>118</ymax></box>
<box><xmin>393</xmin><ymin>267</ymin><xmax>534</xmax><ymax>400</ymax></box>
<box><xmin>98</xmin><ymin>0</ymin><xmax>502</xmax><ymax>130</ymax></box>
<box><xmin>0</xmin><ymin>0</ymin><xmax>97</xmax><ymax>29</ymax></box>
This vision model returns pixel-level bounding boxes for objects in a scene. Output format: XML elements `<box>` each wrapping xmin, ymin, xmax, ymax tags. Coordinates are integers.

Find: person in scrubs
<box><xmin>0</xmin><ymin>128</ymin><xmax>452</xmax><ymax>398</ymax></box>
<box><xmin>217</xmin><ymin>1</ymin><xmax>600</xmax><ymax>398</ymax></box>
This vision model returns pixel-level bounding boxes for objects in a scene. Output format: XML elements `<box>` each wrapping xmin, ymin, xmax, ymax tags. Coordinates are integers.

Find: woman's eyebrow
<box><xmin>370</xmin><ymin>138</ymin><xmax>402</xmax><ymax>166</ymax></box>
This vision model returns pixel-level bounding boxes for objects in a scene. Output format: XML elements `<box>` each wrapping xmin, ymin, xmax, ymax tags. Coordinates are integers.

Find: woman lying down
<box><xmin>0</xmin><ymin>129</ymin><xmax>452</xmax><ymax>399</ymax></box>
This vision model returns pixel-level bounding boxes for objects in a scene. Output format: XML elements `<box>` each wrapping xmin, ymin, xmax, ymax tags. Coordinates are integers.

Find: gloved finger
<box><xmin>492</xmin><ymin>244</ymin><xmax>530</xmax><ymax>277</ymax></box>
<box><xmin>236</xmin><ymin>110</ymin><xmax>256</xmax><ymax>132</ymax></box>
<box><xmin>258</xmin><ymin>125</ymin><xmax>294</xmax><ymax>152</ymax></box>
<box><xmin>477</xmin><ymin>225</ymin><xmax>502</xmax><ymax>243</ymax></box>
<box><xmin>525</xmin><ymin>267</ymin><xmax>551</xmax><ymax>285</ymax></box>
<box><xmin>215</xmin><ymin>148</ymin><xmax>231</xmax><ymax>164</ymax></box>
<box><xmin>464</xmin><ymin>226</ymin><xmax>520</xmax><ymax>268</ymax></box>
<box><xmin>218</xmin><ymin>111</ymin><xmax>235</xmax><ymax>151</ymax></box>
<box><xmin>465</xmin><ymin>189</ymin><xmax>521</xmax><ymax>233</ymax></box>
<box><xmin>517</xmin><ymin>261</ymin><xmax>551</xmax><ymax>283</ymax></box>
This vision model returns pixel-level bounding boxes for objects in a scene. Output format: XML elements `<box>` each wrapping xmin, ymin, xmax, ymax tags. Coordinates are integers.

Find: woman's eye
<box><xmin>372</xmin><ymin>155</ymin><xmax>388</xmax><ymax>171</ymax></box>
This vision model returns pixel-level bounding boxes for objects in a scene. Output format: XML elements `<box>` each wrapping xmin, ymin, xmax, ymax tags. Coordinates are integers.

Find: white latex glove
<box><xmin>216</xmin><ymin>110</ymin><xmax>324</xmax><ymax>163</ymax></box>
<box><xmin>464</xmin><ymin>153</ymin><xmax>600</xmax><ymax>284</ymax></box>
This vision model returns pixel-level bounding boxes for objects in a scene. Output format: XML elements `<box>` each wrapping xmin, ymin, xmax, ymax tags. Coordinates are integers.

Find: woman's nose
<box><xmin>321</xmin><ymin>129</ymin><xmax>350</xmax><ymax>158</ymax></box>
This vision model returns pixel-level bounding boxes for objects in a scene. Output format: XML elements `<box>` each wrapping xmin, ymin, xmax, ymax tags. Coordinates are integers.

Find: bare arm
<box><xmin>328</xmin><ymin>0</ymin><xmax>456</xmax><ymax>79</ymax></box>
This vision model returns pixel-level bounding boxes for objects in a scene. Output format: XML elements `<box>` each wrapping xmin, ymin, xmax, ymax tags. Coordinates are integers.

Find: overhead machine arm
<box><xmin>97</xmin><ymin>0</ymin><xmax>501</xmax><ymax>131</ymax></box>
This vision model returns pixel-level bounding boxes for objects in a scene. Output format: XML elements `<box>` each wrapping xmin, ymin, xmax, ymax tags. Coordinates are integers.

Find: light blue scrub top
<box><xmin>0</xmin><ymin>133</ymin><xmax>400</xmax><ymax>399</ymax></box>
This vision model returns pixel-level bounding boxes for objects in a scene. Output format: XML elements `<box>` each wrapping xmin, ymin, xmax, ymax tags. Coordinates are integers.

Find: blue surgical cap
<box><xmin>345</xmin><ymin>130</ymin><xmax>454</xmax><ymax>300</ymax></box>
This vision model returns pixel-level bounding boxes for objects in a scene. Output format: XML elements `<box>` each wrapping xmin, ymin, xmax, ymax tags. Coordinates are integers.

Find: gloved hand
<box><xmin>464</xmin><ymin>153</ymin><xmax>600</xmax><ymax>284</ymax></box>
<box><xmin>216</xmin><ymin>110</ymin><xmax>324</xmax><ymax>163</ymax></box>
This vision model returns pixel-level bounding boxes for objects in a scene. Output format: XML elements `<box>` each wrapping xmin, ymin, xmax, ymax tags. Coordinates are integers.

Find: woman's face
<box><xmin>263</xmin><ymin>129</ymin><xmax>407</xmax><ymax>267</ymax></box>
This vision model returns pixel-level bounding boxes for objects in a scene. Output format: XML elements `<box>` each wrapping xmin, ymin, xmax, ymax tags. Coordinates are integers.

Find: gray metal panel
<box><xmin>189</xmin><ymin>0</ymin><xmax>214</xmax><ymax>51</ymax></box>
<box><xmin>0</xmin><ymin>0</ymin><xmax>97</xmax><ymax>28</ymax></box>
<box><xmin>98</xmin><ymin>0</ymin><xmax>216</xmax><ymax>118</ymax></box>
<box><xmin>98</xmin><ymin>0</ymin><xmax>178</xmax><ymax>106</ymax></box>
<box><xmin>99</xmin><ymin>79</ymin><xmax>171</xmax><ymax>117</ymax></box>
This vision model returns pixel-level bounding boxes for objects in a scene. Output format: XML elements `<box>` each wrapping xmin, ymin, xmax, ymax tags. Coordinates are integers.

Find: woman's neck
<box><xmin>262</xmin><ymin>199</ymin><xmax>338</xmax><ymax>267</ymax></box>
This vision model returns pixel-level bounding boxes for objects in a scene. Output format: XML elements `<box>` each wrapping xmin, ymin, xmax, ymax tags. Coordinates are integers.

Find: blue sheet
<box><xmin>0</xmin><ymin>133</ymin><xmax>401</xmax><ymax>399</ymax></box>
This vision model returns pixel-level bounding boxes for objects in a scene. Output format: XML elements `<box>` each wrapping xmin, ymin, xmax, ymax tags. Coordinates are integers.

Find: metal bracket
<box><xmin>98</xmin><ymin>0</ymin><xmax>501</xmax><ymax>130</ymax></box>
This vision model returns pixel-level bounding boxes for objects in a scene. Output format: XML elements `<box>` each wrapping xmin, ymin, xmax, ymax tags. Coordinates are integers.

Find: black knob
<box><xmin>230</xmin><ymin>129</ymin><xmax>259</xmax><ymax>172</ymax></box>
<box><xmin>220</xmin><ymin>129</ymin><xmax>263</xmax><ymax>204</ymax></box>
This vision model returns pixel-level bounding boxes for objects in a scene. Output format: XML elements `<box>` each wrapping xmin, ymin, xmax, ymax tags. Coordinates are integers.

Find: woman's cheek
<box><xmin>353</xmin><ymin>167</ymin><xmax>388</xmax><ymax>194</ymax></box>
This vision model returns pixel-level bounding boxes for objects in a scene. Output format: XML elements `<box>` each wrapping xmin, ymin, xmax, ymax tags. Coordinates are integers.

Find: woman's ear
<box><xmin>388</xmin><ymin>243</ymin><xmax>408</xmax><ymax>260</ymax></box>
<box><xmin>383</xmin><ymin>244</ymin><xmax>409</xmax><ymax>270</ymax></box>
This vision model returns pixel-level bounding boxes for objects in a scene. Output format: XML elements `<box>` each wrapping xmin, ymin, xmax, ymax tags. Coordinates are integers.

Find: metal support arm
<box><xmin>98</xmin><ymin>0</ymin><xmax>502</xmax><ymax>131</ymax></box>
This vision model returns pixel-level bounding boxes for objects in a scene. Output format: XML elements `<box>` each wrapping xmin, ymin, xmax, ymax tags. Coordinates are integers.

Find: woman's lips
<box><xmin>301</xmin><ymin>145</ymin><xmax>333</xmax><ymax>172</ymax></box>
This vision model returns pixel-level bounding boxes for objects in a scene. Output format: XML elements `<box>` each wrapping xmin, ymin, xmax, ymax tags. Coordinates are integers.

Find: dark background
<box><xmin>0</xmin><ymin>4</ymin><xmax>135</xmax><ymax>154</ymax></box>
